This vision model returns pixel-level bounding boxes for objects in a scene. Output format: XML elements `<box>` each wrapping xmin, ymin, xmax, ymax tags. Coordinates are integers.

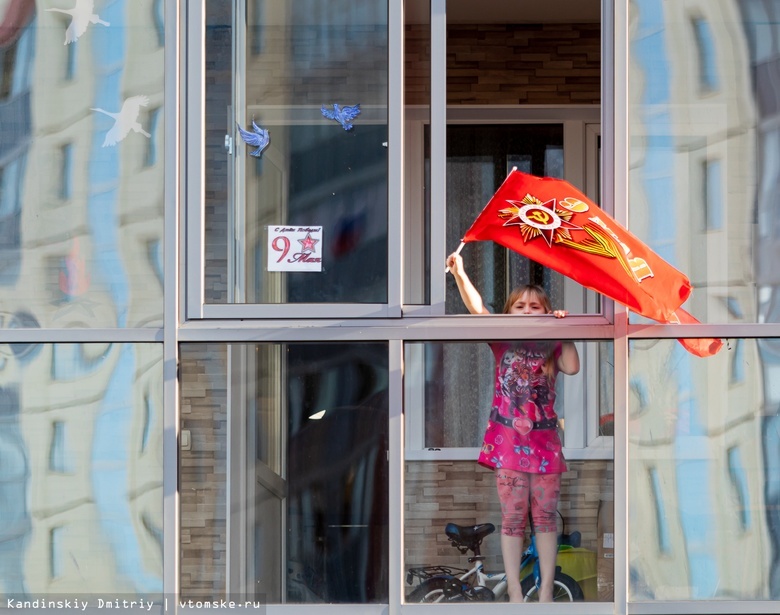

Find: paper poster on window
<box><xmin>267</xmin><ymin>226</ymin><xmax>323</xmax><ymax>272</ymax></box>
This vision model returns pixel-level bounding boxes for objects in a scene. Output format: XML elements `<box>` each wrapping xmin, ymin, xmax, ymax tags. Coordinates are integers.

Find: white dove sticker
<box><xmin>47</xmin><ymin>0</ymin><xmax>109</xmax><ymax>45</ymax></box>
<box><xmin>91</xmin><ymin>96</ymin><xmax>151</xmax><ymax>147</ymax></box>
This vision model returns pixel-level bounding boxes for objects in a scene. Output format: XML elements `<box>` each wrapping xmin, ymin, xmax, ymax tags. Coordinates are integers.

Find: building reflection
<box><xmin>0</xmin><ymin>0</ymin><xmax>164</xmax><ymax>600</ymax></box>
<box><xmin>628</xmin><ymin>0</ymin><xmax>779</xmax><ymax>600</ymax></box>
<box><xmin>284</xmin><ymin>343</ymin><xmax>389</xmax><ymax>603</ymax></box>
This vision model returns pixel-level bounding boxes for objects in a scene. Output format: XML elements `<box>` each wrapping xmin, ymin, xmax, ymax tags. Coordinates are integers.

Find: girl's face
<box><xmin>508</xmin><ymin>290</ymin><xmax>550</xmax><ymax>315</ymax></box>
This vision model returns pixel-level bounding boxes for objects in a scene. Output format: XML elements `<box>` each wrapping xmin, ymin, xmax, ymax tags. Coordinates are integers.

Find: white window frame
<box><xmin>402</xmin><ymin>107</ymin><xmax>613</xmax><ymax>461</ymax></box>
<box><xmin>185</xmin><ymin>0</ymin><xmax>404</xmax><ymax>321</ymax></box>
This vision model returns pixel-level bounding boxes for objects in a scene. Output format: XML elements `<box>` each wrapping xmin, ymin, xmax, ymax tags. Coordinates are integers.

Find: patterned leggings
<box><xmin>496</xmin><ymin>468</ymin><xmax>561</xmax><ymax>536</ymax></box>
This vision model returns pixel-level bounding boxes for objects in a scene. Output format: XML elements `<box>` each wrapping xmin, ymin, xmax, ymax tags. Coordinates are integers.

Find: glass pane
<box><xmin>403</xmin><ymin>0</ymin><xmax>430</xmax><ymax>305</ymax></box>
<box><xmin>404</xmin><ymin>338</ymin><xmax>613</xmax><ymax>602</ymax></box>
<box><xmin>628</xmin><ymin>337</ymin><xmax>777</xmax><ymax>600</ymax></box>
<box><xmin>405</xmin><ymin>458</ymin><xmax>613</xmax><ymax>602</ymax></box>
<box><xmin>0</xmin><ymin>343</ymin><xmax>163</xmax><ymax>600</ymax></box>
<box><xmin>0</xmin><ymin>2</ymin><xmax>164</xmax><ymax>328</ymax></box>
<box><xmin>404</xmin><ymin>340</ymin><xmax>614</xmax><ymax>602</ymax></box>
<box><xmin>628</xmin><ymin>0</ymin><xmax>780</xmax><ymax>323</ymax></box>
<box><xmin>440</xmin><ymin>125</ymin><xmax>601</xmax><ymax>314</ymax></box>
<box><xmin>205</xmin><ymin>0</ymin><xmax>389</xmax><ymax>305</ymax></box>
<box><xmin>179</xmin><ymin>342</ymin><xmax>388</xmax><ymax>604</ymax></box>
<box><xmin>411</xmin><ymin>340</ymin><xmax>613</xmax><ymax>450</ymax></box>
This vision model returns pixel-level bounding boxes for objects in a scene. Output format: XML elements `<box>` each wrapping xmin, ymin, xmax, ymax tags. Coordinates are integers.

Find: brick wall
<box><xmin>405</xmin><ymin>23</ymin><xmax>601</xmax><ymax>105</ymax></box>
<box><xmin>405</xmin><ymin>459</ymin><xmax>613</xmax><ymax>572</ymax></box>
<box><xmin>179</xmin><ymin>345</ymin><xmax>228</xmax><ymax>598</ymax></box>
<box><xmin>204</xmin><ymin>2</ymin><xmax>231</xmax><ymax>304</ymax></box>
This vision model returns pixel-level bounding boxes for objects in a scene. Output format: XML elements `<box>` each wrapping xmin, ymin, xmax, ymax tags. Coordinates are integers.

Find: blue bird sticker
<box><xmin>236</xmin><ymin>120</ymin><xmax>270</xmax><ymax>157</ymax></box>
<box><xmin>321</xmin><ymin>103</ymin><xmax>361</xmax><ymax>131</ymax></box>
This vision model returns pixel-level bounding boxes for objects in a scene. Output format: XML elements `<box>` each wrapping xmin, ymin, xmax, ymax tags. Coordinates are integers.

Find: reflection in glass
<box><xmin>628</xmin><ymin>338</ymin><xmax>777</xmax><ymax>600</ymax></box>
<box><xmin>628</xmin><ymin>0</ymin><xmax>780</xmax><ymax>324</ymax></box>
<box><xmin>0</xmin><ymin>343</ymin><xmax>163</xmax><ymax>599</ymax></box>
<box><xmin>179</xmin><ymin>342</ymin><xmax>388</xmax><ymax>603</ymax></box>
<box><xmin>0</xmin><ymin>2</ymin><xmax>164</xmax><ymax>328</ymax></box>
<box><xmin>691</xmin><ymin>16</ymin><xmax>720</xmax><ymax>94</ymax></box>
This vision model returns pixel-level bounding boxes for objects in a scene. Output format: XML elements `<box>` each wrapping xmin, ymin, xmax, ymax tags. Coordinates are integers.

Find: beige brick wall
<box><xmin>405</xmin><ymin>23</ymin><xmax>601</xmax><ymax>105</ymax></box>
<box><xmin>179</xmin><ymin>344</ymin><xmax>228</xmax><ymax>599</ymax></box>
<box><xmin>405</xmin><ymin>459</ymin><xmax>613</xmax><ymax>572</ymax></box>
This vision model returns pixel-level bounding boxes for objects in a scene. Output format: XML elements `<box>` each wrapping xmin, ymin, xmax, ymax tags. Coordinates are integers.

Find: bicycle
<box><xmin>406</xmin><ymin>518</ymin><xmax>585</xmax><ymax>603</ymax></box>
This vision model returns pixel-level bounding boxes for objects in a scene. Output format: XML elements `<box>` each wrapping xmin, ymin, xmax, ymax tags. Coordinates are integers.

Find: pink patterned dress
<box><xmin>477</xmin><ymin>341</ymin><xmax>567</xmax><ymax>474</ymax></box>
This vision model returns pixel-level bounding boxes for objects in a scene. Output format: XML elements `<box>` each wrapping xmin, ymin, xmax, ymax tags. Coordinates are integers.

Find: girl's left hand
<box><xmin>553</xmin><ymin>310</ymin><xmax>568</xmax><ymax>318</ymax></box>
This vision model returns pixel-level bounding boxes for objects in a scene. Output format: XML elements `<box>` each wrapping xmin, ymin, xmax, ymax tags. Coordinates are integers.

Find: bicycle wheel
<box><xmin>520</xmin><ymin>571</ymin><xmax>584</xmax><ymax>602</ymax></box>
<box><xmin>407</xmin><ymin>578</ymin><xmax>458</xmax><ymax>603</ymax></box>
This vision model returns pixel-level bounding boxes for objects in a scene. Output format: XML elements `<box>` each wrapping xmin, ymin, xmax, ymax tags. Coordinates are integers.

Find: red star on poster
<box><xmin>298</xmin><ymin>232</ymin><xmax>319</xmax><ymax>253</ymax></box>
<box><xmin>499</xmin><ymin>195</ymin><xmax>581</xmax><ymax>247</ymax></box>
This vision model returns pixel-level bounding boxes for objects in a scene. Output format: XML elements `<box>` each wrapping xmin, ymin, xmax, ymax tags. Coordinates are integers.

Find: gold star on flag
<box><xmin>499</xmin><ymin>194</ymin><xmax>581</xmax><ymax>247</ymax></box>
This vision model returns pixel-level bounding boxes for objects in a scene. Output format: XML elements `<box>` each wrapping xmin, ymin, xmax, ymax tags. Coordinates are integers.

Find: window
<box><xmin>703</xmin><ymin>158</ymin><xmax>724</xmax><ymax>231</ymax></box>
<box><xmin>179</xmin><ymin>342</ymin><xmax>389</xmax><ymax>604</ymax></box>
<box><xmin>48</xmin><ymin>421</ymin><xmax>72</xmax><ymax>473</ymax></box>
<box><xmin>731</xmin><ymin>338</ymin><xmax>745</xmax><ymax>383</ymax></box>
<box><xmin>628</xmin><ymin>337</ymin><xmax>771</xmax><ymax>600</ymax></box>
<box><xmin>727</xmin><ymin>446</ymin><xmax>751</xmax><ymax>531</ymax></box>
<box><xmin>2</xmin><ymin>344</ymin><xmax>163</xmax><ymax>596</ymax></box>
<box><xmin>0</xmin><ymin>42</ymin><xmax>17</xmax><ymax>99</ymax></box>
<box><xmin>429</xmin><ymin>122</ymin><xmax>602</xmax><ymax>316</ymax></box>
<box><xmin>49</xmin><ymin>527</ymin><xmax>64</xmax><ymax>580</ymax></box>
<box><xmin>65</xmin><ymin>41</ymin><xmax>76</xmax><ymax>81</ymax></box>
<box><xmin>145</xmin><ymin>107</ymin><xmax>162</xmax><ymax>167</ymax></box>
<box><xmin>405</xmin><ymin>340</ymin><xmax>613</xmax><ymax>457</ymax></box>
<box><xmin>691</xmin><ymin>17</ymin><xmax>720</xmax><ymax>93</ymax></box>
<box><xmin>648</xmin><ymin>467</ymin><xmax>671</xmax><ymax>554</ymax></box>
<box><xmin>59</xmin><ymin>143</ymin><xmax>73</xmax><ymax>200</ymax></box>
<box><xmin>201</xmin><ymin>0</ymin><xmax>390</xmax><ymax>314</ymax></box>
<box><xmin>153</xmin><ymin>0</ymin><xmax>165</xmax><ymax>47</ymax></box>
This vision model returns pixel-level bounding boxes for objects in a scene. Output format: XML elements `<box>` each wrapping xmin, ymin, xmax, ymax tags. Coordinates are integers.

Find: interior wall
<box><xmin>405</xmin><ymin>23</ymin><xmax>601</xmax><ymax>105</ymax></box>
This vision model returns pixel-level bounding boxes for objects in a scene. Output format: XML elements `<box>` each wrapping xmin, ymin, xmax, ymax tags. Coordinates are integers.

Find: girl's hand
<box><xmin>553</xmin><ymin>309</ymin><xmax>568</xmax><ymax>318</ymax></box>
<box><xmin>446</xmin><ymin>252</ymin><xmax>464</xmax><ymax>276</ymax></box>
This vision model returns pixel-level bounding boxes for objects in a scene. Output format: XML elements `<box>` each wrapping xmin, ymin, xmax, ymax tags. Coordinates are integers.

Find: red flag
<box><xmin>461</xmin><ymin>170</ymin><xmax>722</xmax><ymax>356</ymax></box>
<box><xmin>669</xmin><ymin>308</ymin><xmax>724</xmax><ymax>358</ymax></box>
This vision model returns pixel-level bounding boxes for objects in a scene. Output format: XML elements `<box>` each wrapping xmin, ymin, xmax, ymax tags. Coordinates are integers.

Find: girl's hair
<box><xmin>502</xmin><ymin>284</ymin><xmax>552</xmax><ymax>315</ymax></box>
<box><xmin>503</xmin><ymin>284</ymin><xmax>557</xmax><ymax>379</ymax></box>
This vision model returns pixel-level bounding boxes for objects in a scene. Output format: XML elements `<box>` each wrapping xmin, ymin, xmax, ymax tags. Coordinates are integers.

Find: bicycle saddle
<box><xmin>444</xmin><ymin>523</ymin><xmax>495</xmax><ymax>549</ymax></box>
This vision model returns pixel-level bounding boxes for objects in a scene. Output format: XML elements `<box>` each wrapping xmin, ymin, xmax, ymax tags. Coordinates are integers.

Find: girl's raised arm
<box><xmin>446</xmin><ymin>253</ymin><xmax>490</xmax><ymax>315</ymax></box>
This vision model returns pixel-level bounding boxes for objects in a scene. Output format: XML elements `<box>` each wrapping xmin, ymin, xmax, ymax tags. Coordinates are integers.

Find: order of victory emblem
<box><xmin>499</xmin><ymin>194</ymin><xmax>653</xmax><ymax>283</ymax></box>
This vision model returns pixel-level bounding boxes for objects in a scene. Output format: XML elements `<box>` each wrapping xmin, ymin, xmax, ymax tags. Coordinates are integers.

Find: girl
<box><xmin>446</xmin><ymin>252</ymin><xmax>580</xmax><ymax>603</ymax></box>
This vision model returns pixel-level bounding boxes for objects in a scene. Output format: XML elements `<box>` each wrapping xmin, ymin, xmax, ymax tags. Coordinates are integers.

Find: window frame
<box><xmin>185</xmin><ymin>0</ymin><xmax>403</xmax><ymax>320</ymax></box>
<box><xmin>175</xmin><ymin>1</ymin><xmax>780</xmax><ymax>612</ymax></box>
<box><xmin>402</xmin><ymin>107</ymin><xmax>613</xmax><ymax>461</ymax></box>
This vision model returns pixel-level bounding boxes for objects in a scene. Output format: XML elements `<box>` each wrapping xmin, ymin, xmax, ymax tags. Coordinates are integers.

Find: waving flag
<box><xmin>460</xmin><ymin>170</ymin><xmax>722</xmax><ymax>357</ymax></box>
